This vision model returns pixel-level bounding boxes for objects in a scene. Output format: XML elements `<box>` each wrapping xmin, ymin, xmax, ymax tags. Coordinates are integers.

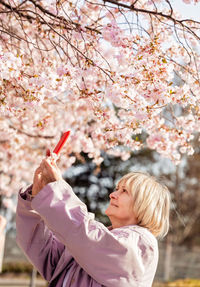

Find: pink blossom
<box><xmin>0</xmin><ymin>0</ymin><xmax>200</xmax><ymax>206</ymax></box>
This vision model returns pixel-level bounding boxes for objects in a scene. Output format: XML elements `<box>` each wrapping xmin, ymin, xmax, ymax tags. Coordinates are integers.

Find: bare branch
<box><xmin>9</xmin><ymin>124</ymin><xmax>55</xmax><ymax>139</ymax></box>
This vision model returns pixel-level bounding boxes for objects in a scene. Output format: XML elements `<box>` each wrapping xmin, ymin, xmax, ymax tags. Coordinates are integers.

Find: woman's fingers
<box><xmin>33</xmin><ymin>167</ymin><xmax>41</xmax><ymax>182</ymax></box>
<box><xmin>35</xmin><ymin>166</ymin><xmax>42</xmax><ymax>175</ymax></box>
<box><xmin>32</xmin><ymin>167</ymin><xmax>44</xmax><ymax>196</ymax></box>
<box><xmin>40</xmin><ymin>159</ymin><xmax>54</xmax><ymax>176</ymax></box>
<box><xmin>41</xmin><ymin>158</ymin><xmax>55</xmax><ymax>168</ymax></box>
<box><xmin>32</xmin><ymin>158</ymin><xmax>62</xmax><ymax>197</ymax></box>
<box><xmin>39</xmin><ymin>158</ymin><xmax>62</xmax><ymax>182</ymax></box>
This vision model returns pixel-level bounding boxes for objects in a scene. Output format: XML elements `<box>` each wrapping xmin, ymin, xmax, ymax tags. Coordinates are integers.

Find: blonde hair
<box><xmin>118</xmin><ymin>172</ymin><xmax>171</xmax><ymax>238</ymax></box>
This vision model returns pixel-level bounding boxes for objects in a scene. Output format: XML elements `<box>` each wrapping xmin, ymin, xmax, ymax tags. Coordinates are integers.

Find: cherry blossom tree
<box><xmin>0</xmin><ymin>0</ymin><xmax>200</xmax><ymax>211</ymax></box>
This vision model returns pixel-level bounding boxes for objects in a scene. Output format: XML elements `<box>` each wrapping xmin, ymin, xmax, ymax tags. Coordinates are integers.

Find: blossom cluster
<box><xmin>0</xmin><ymin>0</ymin><xmax>200</xmax><ymax>210</ymax></box>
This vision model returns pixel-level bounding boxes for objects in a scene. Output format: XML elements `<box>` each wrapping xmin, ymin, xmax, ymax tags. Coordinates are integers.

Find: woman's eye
<box><xmin>123</xmin><ymin>189</ymin><xmax>127</xmax><ymax>193</ymax></box>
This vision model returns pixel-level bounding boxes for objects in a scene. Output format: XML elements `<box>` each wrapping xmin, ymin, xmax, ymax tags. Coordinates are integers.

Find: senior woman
<box><xmin>16</xmin><ymin>157</ymin><xmax>171</xmax><ymax>287</ymax></box>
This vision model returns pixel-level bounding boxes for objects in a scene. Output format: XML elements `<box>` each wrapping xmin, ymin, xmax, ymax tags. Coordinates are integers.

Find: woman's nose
<box><xmin>109</xmin><ymin>191</ymin><xmax>118</xmax><ymax>199</ymax></box>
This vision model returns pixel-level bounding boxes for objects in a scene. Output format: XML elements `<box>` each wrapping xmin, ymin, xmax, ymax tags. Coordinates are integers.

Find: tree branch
<box><xmin>9</xmin><ymin>124</ymin><xmax>55</xmax><ymax>139</ymax></box>
<box><xmin>102</xmin><ymin>0</ymin><xmax>200</xmax><ymax>39</ymax></box>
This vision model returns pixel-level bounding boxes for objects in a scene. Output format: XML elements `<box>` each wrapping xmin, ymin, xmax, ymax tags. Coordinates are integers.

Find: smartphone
<box><xmin>52</xmin><ymin>131</ymin><xmax>70</xmax><ymax>155</ymax></box>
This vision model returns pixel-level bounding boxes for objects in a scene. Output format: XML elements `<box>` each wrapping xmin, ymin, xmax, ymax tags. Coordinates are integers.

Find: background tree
<box><xmin>0</xmin><ymin>0</ymin><xmax>200</xmax><ymax>214</ymax></box>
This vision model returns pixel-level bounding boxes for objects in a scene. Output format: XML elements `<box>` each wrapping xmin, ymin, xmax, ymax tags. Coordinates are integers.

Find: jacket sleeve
<box><xmin>31</xmin><ymin>180</ymin><xmax>155</xmax><ymax>286</ymax></box>
<box><xmin>16</xmin><ymin>185</ymin><xmax>71</xmax><ymax>281</ymax></box>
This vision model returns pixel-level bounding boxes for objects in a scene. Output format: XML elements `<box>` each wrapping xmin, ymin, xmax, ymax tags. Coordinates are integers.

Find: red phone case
<box><xmin>53</xmin><ymin>131</ymin><xmax>70</xmax><ymax>155</ymax></box>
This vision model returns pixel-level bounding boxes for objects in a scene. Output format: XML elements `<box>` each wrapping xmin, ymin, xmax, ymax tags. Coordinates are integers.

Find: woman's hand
<box><xmin>32</xmin><ymin>167</ymin><xmax>46</xmax><ymax>197</ymax></box>
<box><xmin>32</xmin><ymin>158</ymin><xmax>63</xmax><ymax>197</ymax></box>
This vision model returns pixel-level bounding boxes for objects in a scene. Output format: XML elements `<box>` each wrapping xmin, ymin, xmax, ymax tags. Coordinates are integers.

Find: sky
<box><xmin>173</xmin><ymin>0</ymin><xmax>200</xmax><ymax>21</ymax></box>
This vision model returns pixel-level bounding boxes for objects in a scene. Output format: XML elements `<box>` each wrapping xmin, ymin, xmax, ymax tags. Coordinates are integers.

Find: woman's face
<box><xmin>105</xmin><ymin>182</ymin><xmax>137</xmax><ymax>228</ymax></box>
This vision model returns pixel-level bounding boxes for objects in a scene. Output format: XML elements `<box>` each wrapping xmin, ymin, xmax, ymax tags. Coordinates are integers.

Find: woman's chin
<box><xmin>105</xmin><ymin>206</ymin><xmax>111</xmax><ymax>216</ymax></box>
<box><xmin>105</xmin><ymin>206</ymin><xmax>114</xmax><ymax>217</ymax></box>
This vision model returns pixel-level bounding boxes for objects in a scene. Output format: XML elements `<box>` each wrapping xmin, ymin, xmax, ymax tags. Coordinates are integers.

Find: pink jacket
<box><xmin>16</xmin><ymin>180</ymin><xmax>158</xmax><ymax>287</ymax></box>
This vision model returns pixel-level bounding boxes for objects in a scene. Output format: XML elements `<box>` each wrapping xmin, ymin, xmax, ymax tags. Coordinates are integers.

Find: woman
<box><xmin>16</xmin><ymin>157</ymin><xmax>171</xmax><ymax>287</ymax></box>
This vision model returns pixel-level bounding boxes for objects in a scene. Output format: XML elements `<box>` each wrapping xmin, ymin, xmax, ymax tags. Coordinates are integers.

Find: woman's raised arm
<box><xmin>16</xmin><ymin>185</ymin><xmax>72</xmax><ymax>282</ymax></box>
